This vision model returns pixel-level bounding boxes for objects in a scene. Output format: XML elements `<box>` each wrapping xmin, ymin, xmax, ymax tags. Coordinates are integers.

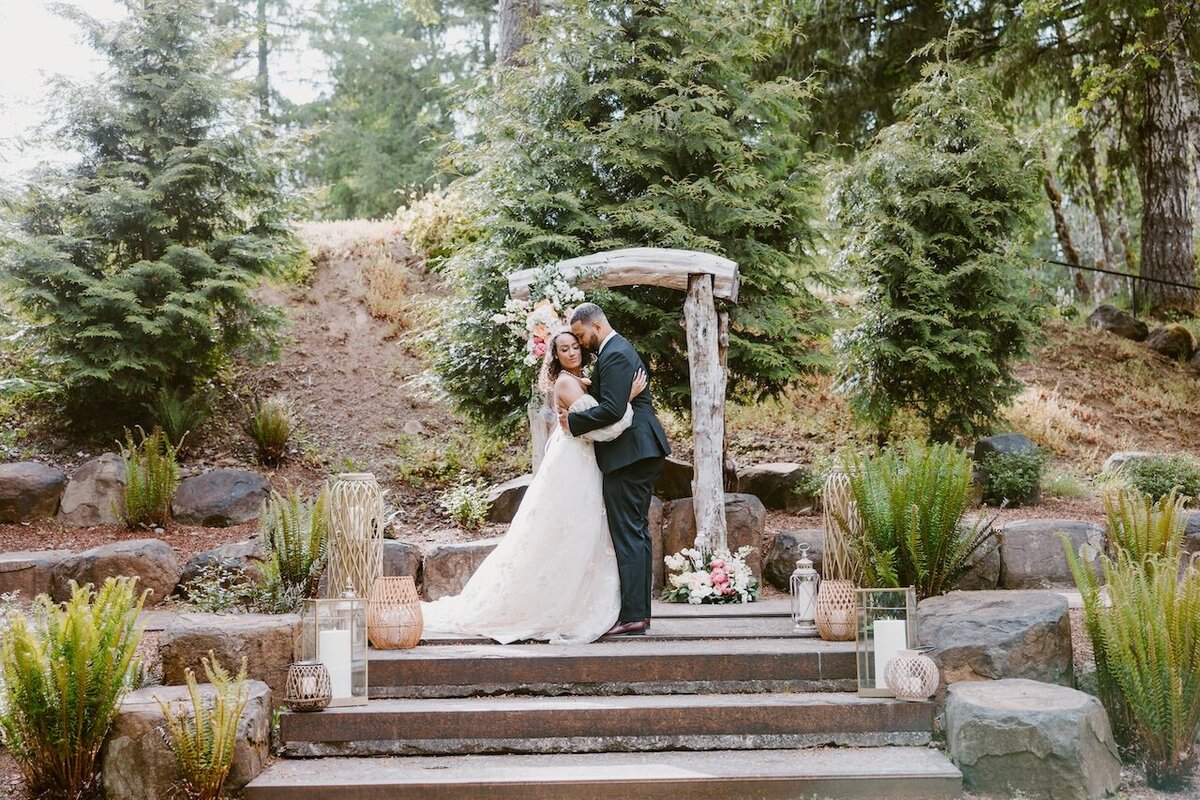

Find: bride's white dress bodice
<box><xmin>420</xmin><ymin>394</ymin><xmax>626</xmax><ymax>644</ymax></box>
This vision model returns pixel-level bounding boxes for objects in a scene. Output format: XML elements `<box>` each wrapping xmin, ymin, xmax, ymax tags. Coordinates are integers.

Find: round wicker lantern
<box><xmin>814</xmin><ymin>579</ymin><xmax>857</xmax><ymax>641</ymax></box>
<box><xmin>367</xmin><ymin>576</ymin><xmax>424</xmax><ymax>649</ymax></box>
<box><xmin>883</xmin><ymin>649</ymin><xmax>940</xmax><ymax>701</ymax></box>
<box><xmin>284</xmin><ymin>661</ymin><xmax>332</xmax><ymax>712</ymax></box>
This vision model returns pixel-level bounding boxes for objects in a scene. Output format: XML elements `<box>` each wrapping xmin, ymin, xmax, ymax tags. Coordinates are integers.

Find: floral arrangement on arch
<box><xmin>662</xmin><ymin>546</ymin><xmax>759</xmax><ymax>604</ymax></box>
<box><xmin>491</xmin><ymin>267</ymin><xmax>586</xmax><ymax>369</ymax></box>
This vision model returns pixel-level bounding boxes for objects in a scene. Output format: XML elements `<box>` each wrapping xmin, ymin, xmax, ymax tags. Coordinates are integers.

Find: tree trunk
<box><xmin>1042</xmin><ymin>145</ymin><xmax>1091</xmax><ymax>299</ymax></box>
<box><xmin>1166</xmin><ymin>1</ymin><xmax>1200</xmax><ymax>221</ymax></box>
<box><xmin>255</xmin><ymin>0</ymin><xmax>269</xmax><ymax>121</ymax></box>
<box><xmin>497</xmin><ymin>0</ymin><xmax>540</xmax><ymax>67</ymax></box>
<box><xmin>1136</xmin><ymin>61</ymin><xmax>1197</xmax><ymax>313</ymax></box>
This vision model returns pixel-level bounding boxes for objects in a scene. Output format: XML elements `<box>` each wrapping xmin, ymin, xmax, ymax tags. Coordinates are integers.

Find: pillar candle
<box><xmin>873</xmin><ymin>619</ymin><xmax>908</xmax><ymax>689</ymax></box>
<box><xmin>318</xmin><ymin>629</ymin><xmax>353</xmax><ymax>699</ymax></box>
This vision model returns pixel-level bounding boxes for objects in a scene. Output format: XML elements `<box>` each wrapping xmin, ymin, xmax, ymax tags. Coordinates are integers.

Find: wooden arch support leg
<box><xmin>684</xmin><ymin>273</ymin><xmax>728</xmax><ymax>554</ymax></box>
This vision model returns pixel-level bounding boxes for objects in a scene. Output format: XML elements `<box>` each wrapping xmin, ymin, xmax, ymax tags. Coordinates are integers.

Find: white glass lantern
<box><xmin>301</xmin><ymin>580</ymin><xmax>368</xmax><ymax>707</ymax></box>
<box><xmin>854</xmin><ymin>587</ymin><xmax>917</xmax><ymax>697</ymax></box>
<box><xmin>326</xmin><ymin>472</ymin><xmax>385</xmax><ymax>599</ymax></box>
<box><xmin>789</xmin><ymin>543</ymin><xmax>819</xmax><ymax>637</ymax></box>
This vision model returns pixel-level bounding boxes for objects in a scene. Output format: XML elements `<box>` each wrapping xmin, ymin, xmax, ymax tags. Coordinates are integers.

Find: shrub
<box><xmin>0</xmin><ymin>1</ymin><xmax>298</xmax><ymax>421</ymax></box>
<box><xmin>0</xmin><ymin>577</ymin><xmax>146</xmax><ymax>800</ymax></box>
<box><xmin>362</xmin><ymin>248</ymin><xmax>413</xmax><ymax>327</ymax></box>
<box><xmin>981</xmin><ymin>449</ymin><xmax>1045</xmax><ymax>507</ymax></box>
<box><xmin>156</xmin><ymin>653</ymin><xmax>249</xmax><ymax>800</ymax></box>
<box><xmin>179</xmin><ymin>562</ymin><xmax>256</xmax><ymax>614</ymax></box>
<box><xmin>1104</xmin><ymin>488</ymin><xmax>1188</xmax><ymax>563</ymax></box>
<box><xmin>830</xmin><ymin>52</ymin><xmax>1042</xmax><ymax>441</ymax></box>
<box><xmin>119</xmin><ymin>426</ymin><xmax>180</xmax><ymax>528</ymax></box>
<box><xmin>258</xmin><ymin>486</ymin><xmax>328</xmax><ymax>599</ymax></box>
<box><xmin>245</xmin><ymin>395</ymin><xmax>294</xmax><ymax>466</ymax></box>
<box><xmin>395</xmin><ymin>185</ymin><xmax>477</xmax><ymax>271</ymax></box>
<box><xmin>438</xmin><ymin>478</ymin><xmax>490</xmax><ymax>530</ymax></box>
<box><xmin>147</xmin><ymin>387</ymin><xmax>211</xmax><ymax>454</ymax></box>
<box><xmin>838</xmin><ymin>440</ymin><xmax>995</xmax><ymax>598</ymax></box>
<box><xmin>1121</xmin><ymin>454</ymin><xmax>1200</xmax><ymax>504</ymax></box>
<box><xmin>1043</xmin><ymin>471</ymin><xmax>1087</xmax><ymax>500</ymax></box>
<box><xmin>1068</xmin><ymin>547</ymin><xmax>1200</xmax><ymax>789</ymax></box>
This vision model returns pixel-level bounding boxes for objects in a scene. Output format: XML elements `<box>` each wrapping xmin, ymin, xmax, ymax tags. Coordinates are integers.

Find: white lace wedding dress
<box><xmin>420</xmin><ymin>394</ymin><xmax>631</xmax><ymax>644</ymax></box>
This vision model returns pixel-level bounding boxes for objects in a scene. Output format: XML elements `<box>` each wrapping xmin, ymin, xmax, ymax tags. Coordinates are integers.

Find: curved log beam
<box><xmin>508</xmin><ymin>247</ymin><xmax>739</xmax><ymax>303</ymax></box>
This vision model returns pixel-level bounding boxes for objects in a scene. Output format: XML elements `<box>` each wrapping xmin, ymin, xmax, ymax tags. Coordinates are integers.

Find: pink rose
<box><xmin>721</xmin><ymin>585</ymin><xmax>734</xmax><ymax>595</ymax></box>
<box><xmin>710</xmin><ymin>559</ymin><xmax>726</xmax><ymax>569</ymax></box>
<box><xmin>711</xmin><ymin>569</ymin><xmax>728</xmax><ymax>585</ymax></box>
<box><xmin>533</xmin><ymin>341</ymin><xmax>547</xmax><ymax>357</ymax></box>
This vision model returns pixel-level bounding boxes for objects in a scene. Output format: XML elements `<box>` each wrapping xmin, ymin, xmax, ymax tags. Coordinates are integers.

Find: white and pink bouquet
<box><xmin>491</xmin><ymin>268</ymin><xmax>585</xmax><ymax>368</ymax></box>
<box><xmin>661</xmin><ymin>546</ymin><xmax>759</xmax><ymax>604</ymax></box>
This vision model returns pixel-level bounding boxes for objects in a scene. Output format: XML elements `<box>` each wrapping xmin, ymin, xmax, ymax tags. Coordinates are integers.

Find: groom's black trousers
<box><xmin>602</xmin><ymin>456</ymin><xmax>665</xmax><ymax>623</ymax></box>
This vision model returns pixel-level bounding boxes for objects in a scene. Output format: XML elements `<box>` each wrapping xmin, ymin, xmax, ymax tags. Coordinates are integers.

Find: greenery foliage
<box><xmin>438</xmin><ymin>478</ymin><xmax>490</xmax><ymax>530</ymax></box>
<box><xmin>395</xmin><ymin>185</ymin><xmax>477</xmax><ymax>271</ymax></box>
<box><xmin>258</xmin><ymin>485</ymin><xmax>329</xmax><ymax>601</ymax></box>
<box><xmin>0</xmin><ymin>0</ymin><xmax>300</xmax><ymax>421</ymax></box>
<box><xmin>830</xmin><ymin>50</ymin><xmax>1043</xmax><ymax>441</ymax></box>
<box><xmin>0</xmin><ymin>577</ymin><xmax>145</xmax><ymax>800</ymax></box>
<box><xmin>982</xmin><ymin>449</ymin><xmax>1045</xmax><ymax>507</ymax></box>
<box><xmin>838</xmin><ymin>439</ymin><xmax>995</xmax><ymax>598</ymax></box>
<box><xmin>1120</xmin><ymin>455</ymin><xmax>1200</xmax><ymax>504</ymax></box>
<box><xmin>179</xmin><ymin>561</ymin><xmax>257</xmax><ymax>614</ymax></box>
<box><xmin>156</xmin><ymin>654</ymin><xmax>250</xmax><ymax>800</ymax></box>
<box><xmin>434</xmin><ymin>0</ymin><xmax>833</xmax><ymax>429</ymax></box>
<box><xmin>1103</xmin><ymin>488</ymin><xmax>1188</xmax><ymax>563</ymax></box>
<box><xmin>119</xmin><ymin>426</ymin><xmax>180</xmax><ymax>528</ymax></box>
<box><xmin>147</xmin><ymin>387</ymin><xmax>211</xmax><ymax>454</ymax></box>
<box><xmin>245</xmin><ymin>395</ymin><xmax>294</xmax><ymax>466</ymax></box>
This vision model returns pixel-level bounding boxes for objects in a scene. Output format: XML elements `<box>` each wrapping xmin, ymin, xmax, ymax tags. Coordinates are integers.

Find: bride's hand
<box><xmin>629</xmin><ymin>369</ymin><xmax>647</xmax><ymax>401</ymax></box>
<box><xmin>579</xmin><ymin>377</ymin><xmax>592</xmax><ymax>387</ymax></box>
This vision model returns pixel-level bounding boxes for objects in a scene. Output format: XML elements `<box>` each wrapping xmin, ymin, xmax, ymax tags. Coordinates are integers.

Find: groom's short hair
<box><xmin>570</xmin><ymin>303</ymin><xmax>607</xmax><ymax>326</ymax></box>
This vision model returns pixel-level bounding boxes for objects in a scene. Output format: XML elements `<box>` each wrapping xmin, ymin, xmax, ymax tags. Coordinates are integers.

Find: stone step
<box><xmin>279</xmin><ymin>692</ymin><xmax>932</xmax><ymax>756</ymax></box>
<box><xmin>245</xmin><ymin>746</ymin><xmax>962</xmax><ymax>800</ymax></box>
<box><xmin>370</xmin><ymin>637</ymin><xmax>856</xmax><ymax>698</ymax></box>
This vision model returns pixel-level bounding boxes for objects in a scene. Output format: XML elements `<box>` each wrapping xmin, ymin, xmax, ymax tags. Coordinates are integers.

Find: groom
<box><xmin>560</xmin><ymin>303</ymin><xmax>670</xmax><ymax>637</ymax></box>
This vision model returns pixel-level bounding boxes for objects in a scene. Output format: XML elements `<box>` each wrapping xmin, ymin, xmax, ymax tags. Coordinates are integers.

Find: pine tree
<box><xmin>831</xmin><ymin>50</ymin><xmax>1043</xmax><ymax>442</ymax></box>
<box><xmin>435</xmin><ymin>0</ymin><xmax>833</xmax><ymax>429</ymax></box>
<box><xmin>0</xmin><ymin>0</ymin><xmax>302</xmax><ymax>422</ymax></box>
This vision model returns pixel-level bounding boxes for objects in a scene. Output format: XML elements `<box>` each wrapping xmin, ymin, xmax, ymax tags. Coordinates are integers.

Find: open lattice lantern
<box><xmin>326</xmin><ymin>472</ymin><xmax>385</xmax><ymax>599</ymax></box>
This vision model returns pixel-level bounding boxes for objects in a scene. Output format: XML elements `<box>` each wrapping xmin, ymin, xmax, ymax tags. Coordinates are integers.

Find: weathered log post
<box><xmin>684</xmin><ymin>273</ymin><xmax>728</xmax><ymax>554</ymax></box>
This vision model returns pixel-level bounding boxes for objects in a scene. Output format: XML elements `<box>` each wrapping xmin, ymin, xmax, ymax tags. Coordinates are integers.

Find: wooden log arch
<box><xmin>509</xmin><ymin>247</ymin><xmax>738</xmax><ymax>554</ymax></box>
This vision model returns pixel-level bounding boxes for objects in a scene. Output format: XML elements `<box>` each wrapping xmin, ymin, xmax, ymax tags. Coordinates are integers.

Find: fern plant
<box><xmin>1104</xmin><ymin>487</ymin><xmax>1188</xmax><ymax>563</ymax></box>
<box><xmin>156</xmin><ymin>654</ymin><xmax>250</xmax><ymax>800</ymax></box>
<box><xmin>258</xmin><ymin>486</ymin><xmax>328</xmax><ymax>599</ymax></box>
<box><xmin>147</xmin><ymin>388</ymin><xmax>211</xmax><ymax>454</ymax></box>
<box><xmin>0</xmin><ymin>577</ymin><xmax>146</xmax><ymax>800</ymax></box>
<box><xmin>245</xmin><ymin>395</ymin><xmax>294</xmax><ymax>466</ymax></box>
<box><xmin>119</xmin><ymin>426</ymin><xmax>180</xmax><ymax>528</ymax></box>
<box><xmin>838</xmin><ymin>440</ymin><xmax>995</xmax><ymax>598</ymax></box>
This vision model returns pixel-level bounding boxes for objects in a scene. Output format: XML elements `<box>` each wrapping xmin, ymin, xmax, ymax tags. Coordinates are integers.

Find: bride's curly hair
<box><xmin>537</xmin><ymin>329</ymin><xmax>594</xmax><ymax>394</ymax></box>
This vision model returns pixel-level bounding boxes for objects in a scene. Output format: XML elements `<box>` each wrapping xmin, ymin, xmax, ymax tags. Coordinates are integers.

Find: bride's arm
<box><xmin>577</xmin><ymin>370</ymin><xmax>645</xmax><ymax>442</ymax></box>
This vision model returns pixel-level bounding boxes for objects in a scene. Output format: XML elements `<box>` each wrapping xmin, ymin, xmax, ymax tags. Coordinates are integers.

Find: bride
<box><xmin>421</xmin><ymin>329</ymin><xmax>646</xmax><ymax>644</ymax></box>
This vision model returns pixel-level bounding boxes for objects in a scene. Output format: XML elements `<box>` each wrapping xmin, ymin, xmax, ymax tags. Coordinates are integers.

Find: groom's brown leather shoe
<box><xmin>603</xmin><ymin>619</ymin><xmax>650</xmax><ymax>637</ymax></box>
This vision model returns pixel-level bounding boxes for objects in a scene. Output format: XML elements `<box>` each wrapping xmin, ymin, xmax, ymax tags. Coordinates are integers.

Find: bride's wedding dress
<box><xmin>421</xmin><ymin>394</ymin><xmax>630</xmax><ymax>644</ymax></box>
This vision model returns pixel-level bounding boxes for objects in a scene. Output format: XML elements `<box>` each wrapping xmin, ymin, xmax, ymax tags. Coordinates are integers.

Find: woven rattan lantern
<box><xmin>815</xmin><ymin>469</ymin><xmax>861</xmax><ymax>641</ymax></box>
<box><xmin>326</xmin><ymin>473</ymin><xmax>385</xmax><ymax>599</ymax></box>
<box><xmin>368</xmin><ymin>576</ymin><xmax>423</xmax><ymax>649</ymax></box>
<box><xmin>284</xmin><ymin>661</ymin><xmax>332</xmax><ymax>712</ymax></box>
<box><xmin>884</xmin><ymin>648</ymin><xmax>940</xmax><ymax>702</ymax></box>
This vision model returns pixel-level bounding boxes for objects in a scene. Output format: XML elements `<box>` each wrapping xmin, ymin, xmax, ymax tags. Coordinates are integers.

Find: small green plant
<box><xmin>258</xmin><ymin>486</ymin><xmax>328</xmax><ymax>600</ymax></box>
<box><xmin>245</xmin><ymin>395</ymin><xmax>294</xmax><ymax>466</ymax></box>
<box><xmin>981</xmin><ymin>449</ymin><xmax>1045</xmax><ymax>507</ymax></box>
<box><xmin>1121</xmin><ymin>454</ymin><xmax>1200</xmax><ymax>504</ymax></box>
<box><xmin>838</xmin><ymin>439</ymin><xmax>996</xmax><ymax>599</ymax></box>
<box><xmin>1103</xmin><ymin>487</ymin><xmax>1188</xmax><ymax>564</ymax></box>
<box><xmin>147</xmin><ymin>387</ymin><xmax>210</xmax><ymax>453</ymax></box>
<box><xmin>179</xmin><ymin>562</ymin><xmax>256</xmax><ymax>614</ymax></box>
<box><xmin>1042</xmin><ymin>470</ymin><xmax>1087</xmax><ymax>500</ymax></box>
<box><xmin>156</xmin><ymin>653</ymin><xmax>250</xmax><ymax>800</ymax></box>
<box><xmin>119</xmin><ymin>426</ymin><xmax>180</xmax><ymax>528</ymax></box>
<box><xmin>438</xmin><ymin>477</ymin><xmax>490</xmax><ymax>530</ymax></box>
<box><xmin>0</xmin><ymin>577</ymin><xmax>146</xmax><ymax>800</ymax></box>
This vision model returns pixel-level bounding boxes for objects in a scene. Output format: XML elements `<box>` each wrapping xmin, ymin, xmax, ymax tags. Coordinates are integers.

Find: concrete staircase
<box><xmin>244</xmin><ymin>599</ymin><xmax>962</xmax><ymax>799</ymax></box>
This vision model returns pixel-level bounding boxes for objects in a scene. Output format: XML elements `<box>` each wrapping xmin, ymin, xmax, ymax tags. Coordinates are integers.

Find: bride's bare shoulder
<box><xmin>554</xmin><ymin>373</ymin><xmax>585</xmax><ymax>408</ymax></box>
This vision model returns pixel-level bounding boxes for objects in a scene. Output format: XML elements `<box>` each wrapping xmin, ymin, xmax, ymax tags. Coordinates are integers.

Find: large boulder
<box><xmin>422</xmin><ymin>538</ymin><xmax>500</xmax><ymax>600</ymax></box>
<box><xmin>383</xmin><ymin>539</ymin><xmax>422</xmax><ymax>580</ymax></box>
<box><xmin>735</xmin><ymin>463</ymin><xmax>814</xmax><ymax>511</ymax></box>
<box><xmin>1101</xmin><ymin>450</ymin><xmax>1157</xmax><ymax>474</ymax></box>
<box><xmin>159</xmin><ymin>613</ymin><xmax>300</xmax><ymax>709</ymax></box>
<box><xmin>172</xmin><ymin>469</ymin><xmax>271</xmax><ymax>527</ymax></box>
<box><xmin>57</xmin><ymin>452</ymin><xmax>125</xmax><ymax>527</ymax></box>
<box><xmin>999</xmin><ymin>519</ymin><xmax>1103</xmax><ymax>589</ymax></box>
<box><xmin>974</xmin><ymin>433</ymin><xmax>1041</xmax><ymax>507</ymax></box>
<box><xmin>485</xmin><ymin>474</ymin><xmax>532</xmax><ymax>524</ymax></box>
<box><xmin>0</xmin><ymin>549</ymin><xmax>72</xmax><ymax>600</ymax></box>
<box><xmin>175</xmin><ymin>539</ymin><xmax>270</xmax><ymax>597</ymax></box>
<box><xmin>0</xmin><ymin>462</ymin><xmax>67</xmax><ymax>523</ymax></box>
<box><xmin>953</xmin><ymin>538</ymin><xmax>1002</xmax><ymax>591</ymax></box>
<box><xmin>1146</xmin><ymin>323</ymin><xmax>1197</xmax><ymax>361</ymax></box>
<box><xmin>50</xmin><ymin>539</ymin><xmax>181</xmax><ymax>603</ymax></box>
<box><xmin>663</xmin><ymin>494</ymin><xmax>766</xmax><ymax>576</ymax></box>
<box><xmin>1190</xmin><ymin>348</ymin><xmax>1200</xmax><ymax>373</ymax></box>
<box><xmin>919</xmin><ymin>591</ymin><xmax>1073</xmax><ymax>690</ymax></box>
<box><xmin>655</xmin><ymin>457</ymin><xmax>693</xmax><ymax>500</ymax></box>
<box><xmin>947</xmin><ymin>679</ymin><xmax>1121</xmax><ymax>800</ymax></box>
<box><xmin>101</xmin><ymin>679</ymin><xmax>272</xmax><ymax>800</ymax></box>
<box><xmin>1086</xmin><ymin>303</ymin><xmax>1148</xmax><ymax>341</ymax></box>
<box><xmin>762</xmin><ymin>529</ymin><xmax>824</xmax><ymax>591</ymax></box>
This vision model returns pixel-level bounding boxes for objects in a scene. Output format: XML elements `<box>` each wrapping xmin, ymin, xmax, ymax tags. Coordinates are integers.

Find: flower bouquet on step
<box><xmin>661</xmin><ymin>547</ymin><xmax>759</xmax><ymax>604</ymax></box>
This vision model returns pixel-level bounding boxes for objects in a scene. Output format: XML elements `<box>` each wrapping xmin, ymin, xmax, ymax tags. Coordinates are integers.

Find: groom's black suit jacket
<box><xmin>568</xmin><ymin>333</ymin><xmax>671</xmax><ymax>474</ymax></box>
